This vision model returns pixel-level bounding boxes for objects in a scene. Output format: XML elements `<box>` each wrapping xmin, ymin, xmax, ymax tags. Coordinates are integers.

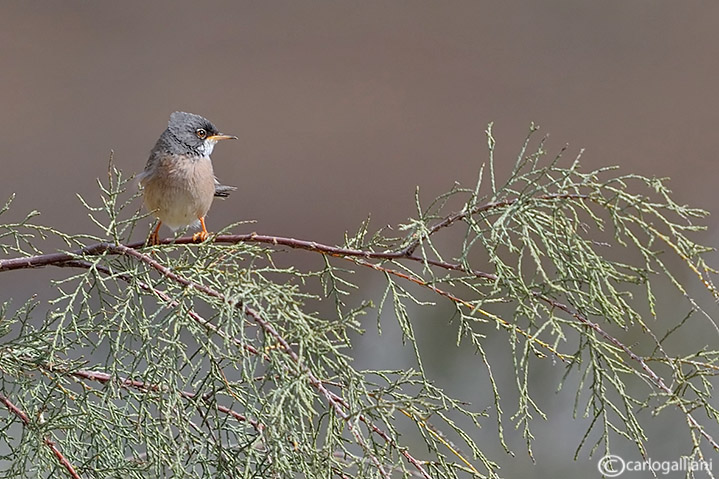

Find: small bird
<box><xmin>138</xmin><ymin>111</ymin><xmax>237</xmax><ymax>246</ymax></box>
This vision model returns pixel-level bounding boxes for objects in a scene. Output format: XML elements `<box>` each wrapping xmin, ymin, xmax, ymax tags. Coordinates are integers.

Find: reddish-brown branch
<box><xmin>1</xmin><ymin>234</ymin><xmax>499</xmax><ymax>286</ymax></box>
<box><xmin>0</xmin><ymin>193</ymin><xmax>589</xmax><ymax>276</ymax></box>
<box><xmin>0</xmin><ymin>392</ymin><xmax>82</xmax><ymax>479</ymax></box>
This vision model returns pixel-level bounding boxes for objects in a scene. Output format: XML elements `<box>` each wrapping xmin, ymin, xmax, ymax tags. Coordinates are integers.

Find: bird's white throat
<box><xmin>197</xmin><ymin>139</ymin><xmax>218</xmax><ymax>157</ymax></box>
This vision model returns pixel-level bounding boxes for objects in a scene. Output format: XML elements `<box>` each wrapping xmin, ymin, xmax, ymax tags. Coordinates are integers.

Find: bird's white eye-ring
<box><xmin>196</xmin><ymin>128</ymin><xmax>208</xmax><ymax>139</ymax></box>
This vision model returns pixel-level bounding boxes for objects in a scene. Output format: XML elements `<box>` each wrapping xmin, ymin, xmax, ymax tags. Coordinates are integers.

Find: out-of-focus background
<box><xmin>2</xmin><ymin>2</ymin><xmax>718</xmax><ymax>476</ymax></box>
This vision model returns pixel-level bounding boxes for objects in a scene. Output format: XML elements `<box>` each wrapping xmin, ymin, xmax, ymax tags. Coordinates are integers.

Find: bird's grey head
<box><xmin>162</xmin><ymin>111</ymin><xmax>236</xmax><ymax>157</ymax></box>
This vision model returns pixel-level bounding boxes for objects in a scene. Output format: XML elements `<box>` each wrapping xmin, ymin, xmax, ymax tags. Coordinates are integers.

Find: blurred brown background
<box><xmin>1</xmin><ymin>1</ymin><xmax>718</xmax><ymax>476</ymax></box>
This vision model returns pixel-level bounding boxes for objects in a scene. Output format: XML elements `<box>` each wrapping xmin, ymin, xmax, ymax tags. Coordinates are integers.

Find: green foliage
<box><xmin>0</xmin><ymin>125</ymin><xmax>717</xmax><ymax>478</ymax></box>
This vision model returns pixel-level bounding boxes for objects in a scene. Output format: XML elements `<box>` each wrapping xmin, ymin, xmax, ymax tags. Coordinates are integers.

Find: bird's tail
<box><xmin>214</xmin><ymin>184</ymin><xmax>237</xmax><ymax>198</ymax></box>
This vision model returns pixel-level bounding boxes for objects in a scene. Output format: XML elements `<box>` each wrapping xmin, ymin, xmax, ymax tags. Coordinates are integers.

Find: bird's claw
<box><xmin>192</xmin><ymin>230</ymin><xmax>210</xmax><ymax>243</ymax></box>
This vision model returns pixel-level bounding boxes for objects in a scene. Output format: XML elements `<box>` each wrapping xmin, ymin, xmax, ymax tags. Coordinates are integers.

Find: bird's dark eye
<box><xmin>196</xmin><ymin>128</ymin><xmax>208</xmax><ymax>139</ymax></box>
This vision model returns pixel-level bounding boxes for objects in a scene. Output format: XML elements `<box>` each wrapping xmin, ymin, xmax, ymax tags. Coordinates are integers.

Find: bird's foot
<box><xmin>147</xmin><ymin>230</ymin><xmax>160</xmax><ymax>247</ymax></box>
<box><xmin>145</xmin><ymin>221</ymin><xmax>163</xmax><ymax>247</ymax></box>
<box><xmin>192</xmin><ymin>230</ymin><xmax>210</xmax><ymax>243</ymax></box>
<box><xmin>193</xmin><ymin>217</ymin><xmax>211</xmax><ymax>243</ymax></box>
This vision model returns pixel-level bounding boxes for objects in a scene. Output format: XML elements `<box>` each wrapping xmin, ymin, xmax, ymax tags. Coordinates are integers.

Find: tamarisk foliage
<box><xmin>0</xmin><ymin>124</ymin><xmax>717</xmax><ymax>478</ymax></box>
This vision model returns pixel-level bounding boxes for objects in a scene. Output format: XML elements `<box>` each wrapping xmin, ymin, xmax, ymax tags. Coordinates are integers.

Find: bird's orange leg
<box><xmin>192</xmin><ymin>217</ymin><xmax>210</xmax><ymax>243</ymax></box>
<box><xmin>148</xmin><ymin>221</ymin><xmax>162</xmax><ymax>246</ymax></box>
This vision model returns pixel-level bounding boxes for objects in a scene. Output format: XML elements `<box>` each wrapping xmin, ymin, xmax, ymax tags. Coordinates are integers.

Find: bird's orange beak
<box><xmin>208</xmin><ymin>134</ymin><xmax>238</xmax><ymax>141</ymax></box>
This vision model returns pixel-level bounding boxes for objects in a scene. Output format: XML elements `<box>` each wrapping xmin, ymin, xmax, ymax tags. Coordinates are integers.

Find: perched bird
<box><xmin>138</xmin><ymin>111</ymin><xmax>237</xmax><ymax>245</ymax></box>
